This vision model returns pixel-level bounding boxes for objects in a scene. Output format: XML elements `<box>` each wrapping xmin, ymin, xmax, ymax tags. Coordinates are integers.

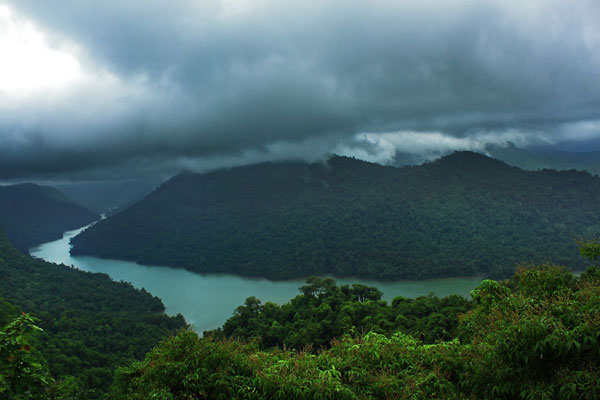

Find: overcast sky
<box><xmin>1</xmin><ymin>0</ymin><xmax>599</xmax><ymax>180</ymax></box>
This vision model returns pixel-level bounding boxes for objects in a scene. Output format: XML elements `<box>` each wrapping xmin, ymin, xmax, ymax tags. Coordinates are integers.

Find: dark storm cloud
<box><xmin>1</xmin><ymin>0</ymin><xmax>599</xmax><ymax>179</ymax></box>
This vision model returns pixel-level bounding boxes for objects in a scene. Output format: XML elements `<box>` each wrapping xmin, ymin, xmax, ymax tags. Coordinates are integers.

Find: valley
<box><xmin>2</xmin><ymin>2</ymin><xmax>599</xmax><ymax>397</ymax></box>
<box><xmin>31</xmin><ymin>225</ymin><xmax>482</xmax><ymax>333</ymax></box>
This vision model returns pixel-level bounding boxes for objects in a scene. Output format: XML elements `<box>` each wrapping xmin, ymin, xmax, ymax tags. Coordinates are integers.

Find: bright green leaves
<box><xmin>513</xmin><ymin>264</ymin><xmax>575</xmax><ymax>298</ymax></box>
<box><xmin>470</xmin><ymin>279</ymin><xmax>512</xmax><ymax>305</ymax></box>
<box><xmin>0</xmin><ymin>313</ymin><xmax>52</xmax><ymax>400</ymax></box>
<box><xmin>578</xmin><ymin>240</ymin><xmax>600</xmax><ymax>283</ymax></box>
<box><xmin>578</xmin><ymin>239</ymin><xmax>600</xmax><ymax>264</ymax></box>
<box><xmin>113</xmin><ymin>263</ymin><xmax>600</xmax><ymax>399</ymax></box>
<box><xmin>459</xmin><ymin>264</ymin><xmax>600</xmax><ymax>399</ymax></box>
<box><xmin>215</xmin><ymin>278</ymin><xmax>470</xmax><ymax>350</ymax></box>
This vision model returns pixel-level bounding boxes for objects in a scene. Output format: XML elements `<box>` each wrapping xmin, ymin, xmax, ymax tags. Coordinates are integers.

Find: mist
<box><xmin>1</xmin><ymin>0</ymin><xmax>599</xmax><ymax>180</ymax></box>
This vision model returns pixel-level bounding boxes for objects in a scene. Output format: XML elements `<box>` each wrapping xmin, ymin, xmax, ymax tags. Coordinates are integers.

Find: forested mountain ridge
<box><xmin>0</xmin><ymin>183</ymin><xmax>99</xmax><ymax>251</ymax></box>
<box><xmin>485</xmin><ymin>142</ymin><xmax>600</xmax><ymax>175</ymax></box>
<box><xmin>394</xmin><ymin>143</ymin><xmax>600</xmax><ymax>175</ymax></box>
<box><xmin>71</xmin><ymin>151</ymin><xmax>600</xmax><ymax>279</ymax></box>
<box><xmin>0</xmin><ymin>229</ymin><xmax>186</xmax><ymax>397</ymax></box>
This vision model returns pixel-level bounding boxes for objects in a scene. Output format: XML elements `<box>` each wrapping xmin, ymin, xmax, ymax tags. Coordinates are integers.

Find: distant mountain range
<box><xmin>52</xmin><ymin>179</ymin><xmax>160</xmax><ymax>214</ymax></box>
<box><xmin>0</xmin><ymin>183</ymin><xmax>99</xmax><ymax>251</ymax></box>
<box><xmin>395</xmin><ymin>143</ymin><xmax>600</xmax><ymax>175</ymax></box>
<box><xmin>71</xmin><ymin>151</ymin><xmax>600</xmax><ymax>280</ymax></box>
<box><xmin>485</xmin><ymin>143</ymin><xmax>600</xmax><ymax>175</ymax></box>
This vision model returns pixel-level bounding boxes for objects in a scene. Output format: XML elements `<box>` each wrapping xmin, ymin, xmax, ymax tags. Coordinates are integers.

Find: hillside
<box><xmin>53</xmin><ymin>179</ymin><xmax>160</xmax><ymax>214</ymax></box>
<box><xmin>0</xmin><ymin>229</ymin><xmax>186</xmax><ymax>397</ymax></box>
<box><xmin>71</xmin><ymin>152</ymin><xmax>600</xmax><ymax>280</ymax></box>
<box><xmin>392</xmin><ymin>143</ymin><xmax>600</xmax><ymax>175</ymax></box>
<box><xmin>111</xmin><ymin>263</ymin><xmax>600</xmax><ymax>399</ymax></box>
<box><xmin>485</xmin><ymin>143</ymin><xmax>600</xmax><ymax>175</ymax></box>
<box><xmin>0</xmin><ymin>183</ymin><xmax>99</xmax><ymax>251</ymax></box>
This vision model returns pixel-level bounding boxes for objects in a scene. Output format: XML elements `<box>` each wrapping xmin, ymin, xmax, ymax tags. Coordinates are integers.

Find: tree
<box><xmin>0</xmin><ymin>313</ymin><xmax>52</xmax><ymax>399</ymax></box>
<box><xmin>578</xmin><ymin>239</ymin><xmax>600</xmax><ymax>264</ymax></box>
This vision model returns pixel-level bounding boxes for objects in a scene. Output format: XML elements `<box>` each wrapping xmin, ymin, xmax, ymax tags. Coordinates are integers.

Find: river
<box><xmin>30</xmin><ymin>225</ymin><xmax>483</xmax><ymax>333</ymax></box>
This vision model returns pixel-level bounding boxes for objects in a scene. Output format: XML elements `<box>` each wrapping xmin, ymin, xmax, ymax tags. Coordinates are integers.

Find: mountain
<box><xmin>485</xmin><ymin>142</ymin><xmax>600</xmax><ymax>175</ymax></box>
<box><xmin>53</xmin><ymin>179</ymin><xmax>160</xmax><ymax>214</ymax></box>
<box><xmin>70</xmin><ymin>152</ymin><xmax>600</xmax><ymax>280</ymax></box>
<box><xmin>0</xmin><ymin>229</ymin><xmax>186</xmax><ymax>396</ymax></box>
<box><xmin>0</xmin><ymin>183</ymin><xmax>99</xmax><ymax>251</ymax></box>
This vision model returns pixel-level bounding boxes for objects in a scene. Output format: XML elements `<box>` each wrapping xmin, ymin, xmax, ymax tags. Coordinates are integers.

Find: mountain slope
<box><xmin>0</xmin><ymin>183</ymin><xmax>99</xmax><ymax>251</ymax></box>
<box><xmin>485</xmin><ymin>142</ymin><xmax>600</xmax><ymax>175</ymax></box>
<box><xmin>53</xmin><ymin>179</ymin><xmax>160</xmax><ymax>214</ymax></box>
<box><xmin>0</xmin><ymin>229</ymin><xmax>186</xmax><ymax>396</ymax></box>
<box><xmin>71</xmin><ymin>152</ymin><xmax>600</xmax><ymax>279</ymax></box>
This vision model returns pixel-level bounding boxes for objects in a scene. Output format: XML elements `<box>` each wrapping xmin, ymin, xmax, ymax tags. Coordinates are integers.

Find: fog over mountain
<box><xmin>1</xmin><ymin>0</ymin><xmax>599</xmax><ymax>180</ymax></box>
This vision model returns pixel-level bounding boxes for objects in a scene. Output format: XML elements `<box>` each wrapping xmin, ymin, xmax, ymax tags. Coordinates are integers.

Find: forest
<box><xmin>2</xmin><ymin>0</ymin><xmax>598</xmax><ymax>398</ymax></box>
<box><xmin>0</xmin><ymin>184</ymin><xmax>99</xmax><ymax>251</ymax></box>
<box><xmin>208</xmin><ymin>278</ymin><xmax>471</xmax><ymax>348</ymax></box>
<box><xmin>0</xmin><ymin>230</ymin><xmax>185</xmax><ymax>398</ymax></box>
<box><xmin>112</xmin><ymin>243</ymin><xmax>600</xmax><ymax>399</ymax></box>
<box><xmin>72</xmin><ymin>151</ymin><xmax>600</xmax><ymax>280</ymax></box>
<box><xmin>3</xmin><ymin>237</ymin><xmax>599</xmax><ymax>399</ymax></box>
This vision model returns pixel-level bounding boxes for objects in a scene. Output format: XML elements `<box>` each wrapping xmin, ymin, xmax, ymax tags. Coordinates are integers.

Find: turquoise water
<box><xmin>30</xmin><ymin>225</ymin><xmax>482</xmax><ymax>333</ymax></box>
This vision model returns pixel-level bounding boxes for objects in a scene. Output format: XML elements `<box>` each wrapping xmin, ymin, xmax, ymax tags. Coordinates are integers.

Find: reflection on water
<box><xmin>30</xmin><ymin>225</ymin><xmax>482</xmax><ymax>333</ymax></box>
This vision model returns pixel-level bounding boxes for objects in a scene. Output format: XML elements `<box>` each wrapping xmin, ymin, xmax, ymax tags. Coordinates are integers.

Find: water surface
<box><xmin>31</xmin><ymin>226</ymin><xmax>482</xmax><ymax>333</ymax></box>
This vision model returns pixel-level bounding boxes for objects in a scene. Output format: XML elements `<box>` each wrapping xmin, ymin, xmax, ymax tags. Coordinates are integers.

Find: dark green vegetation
<box><xmin>53</xmin><ymin>180</ymin><xmax>159</xmax><ymax>214</ymax></box>
<box><xmin>72</xmin><ymin>152</ymin><xmax>600</xmax><ymax>279</ymax></box>
<box><xmin>3</xmin><ymin>239</ymin><xmax>599</xmax><ymax>399</ymax></box>
<box><xmin>0</xmin><ymin>183</ymin><xmax>99</xmax><ymax>251</ymax></box>
<box><xmin>0</xmin><ymin>230</ymin><xmax>186</xmax><ymax>398</ymax></box>
<box><xmin>209</xmin><ymin>277</ymin><xmax>470</xmax><ymax>348</ymax></box>
<box><xmin>111</xmin><ymin>262</ymin><xmax>600</xmax><ymax>399</ymax></box>
<box><xmin>1</xmin><ymin>312</ymin><xmax>52</xmax><ymax>399</ymax></box>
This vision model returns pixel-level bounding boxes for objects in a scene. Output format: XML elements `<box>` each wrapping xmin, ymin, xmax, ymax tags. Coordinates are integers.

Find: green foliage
<box><xmin>209</xmin><ymin>278</ymin><xmax>470</xmax><ymax>349</ymax></box>
<box><xmin>457</xmin><ymin>264</ymin><xmax>600</xmax><ymax>398</ymax></box>
<box><xmin>48</xmin><ymin>375</ymin><xmax>87</xmax><ymax>400</ymax></box>
<box><xmin>112</xmin><ymin>264</ymin><xmax>600</xmax><ymax>399</ymax></box>
<box><xmin>0</xmin><ymin>313</ymin><xmax>52</xmax><ymax>400</ymax></box>
<box><xmin>72</xmin><ymin>152</ymin><xmax>600</xmax><ymax>280</ymax></box>
<box><xmin>0</xmin><ymin>231</ymin><xmax>186</xmax><ymax>397</ymax></box>
<box><xmin>578</xmin><ymin>239</ymin><xmax>600</xmax><ymax>263</ymax></box>
<box><xmin>577</xmin><ymin>240</ymin><xmax>600</xmax><ymax>283</ymax></box>
<box><xmin>0</xmin><ymin>299</ymin><xmax>20</xmax><ymax>328</ymax></box>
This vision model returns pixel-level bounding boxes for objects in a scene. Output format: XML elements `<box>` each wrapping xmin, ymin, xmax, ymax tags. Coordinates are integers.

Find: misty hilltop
<box><xmin>0</xmin><ymin>183</ymin><xmax>99</xmax><ymax>251</ymax></box>
<box><xmin>70</xmin><ymin>152</ymin><xmax>599</xmax><ymax>280</ymax></box>
<box><xmin>1</xmin><ymin>1</ymin><xmax>599</xmax><ymax>180</ymax></box>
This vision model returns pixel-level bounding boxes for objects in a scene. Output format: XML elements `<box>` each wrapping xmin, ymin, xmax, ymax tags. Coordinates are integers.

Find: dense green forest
<box><xmin>4</xmin><ymin>238</ymin><xmax>600</xmax><ymax>398</ymax></box>
<box><xmin>110</xmin><ymin>255</ymin><xmax>600</xmax><ymax>399</ymax></box>
<box><xmin>0</xmin><ymin>183</ymin><xmax>99</xmax><ymax>251</ymax></box>
<box><xmin>208</xmin><ymin>277</ymin><xmax>470</xmax><ymax>348</ymax></box>
<box><xmin>72</xmin><ymin>152</ymin><xmax>600</xmax><ymax>279</ymax></box>
<box><xmin>113</xmin><ymin>266</ymin><xmax>600</xmax><ymax>400</ymax></box>
<box><xmin>0</xmin><ymin>230</ymin><xmax>186</xmax><ymax>398</ymax></box>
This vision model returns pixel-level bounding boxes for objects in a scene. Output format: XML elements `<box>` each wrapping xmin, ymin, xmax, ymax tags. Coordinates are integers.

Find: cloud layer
<box><xmin>1</xmin><ymin>0</ymin><xmax>599</xmax><ymax>179</ymax></box>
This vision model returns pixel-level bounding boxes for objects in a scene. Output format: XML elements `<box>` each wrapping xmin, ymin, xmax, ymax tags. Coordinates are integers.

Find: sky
<box><xmin>0</xmin><ymin>0</ymin><xmax>599</xmax><ymax>181</ymax></box>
